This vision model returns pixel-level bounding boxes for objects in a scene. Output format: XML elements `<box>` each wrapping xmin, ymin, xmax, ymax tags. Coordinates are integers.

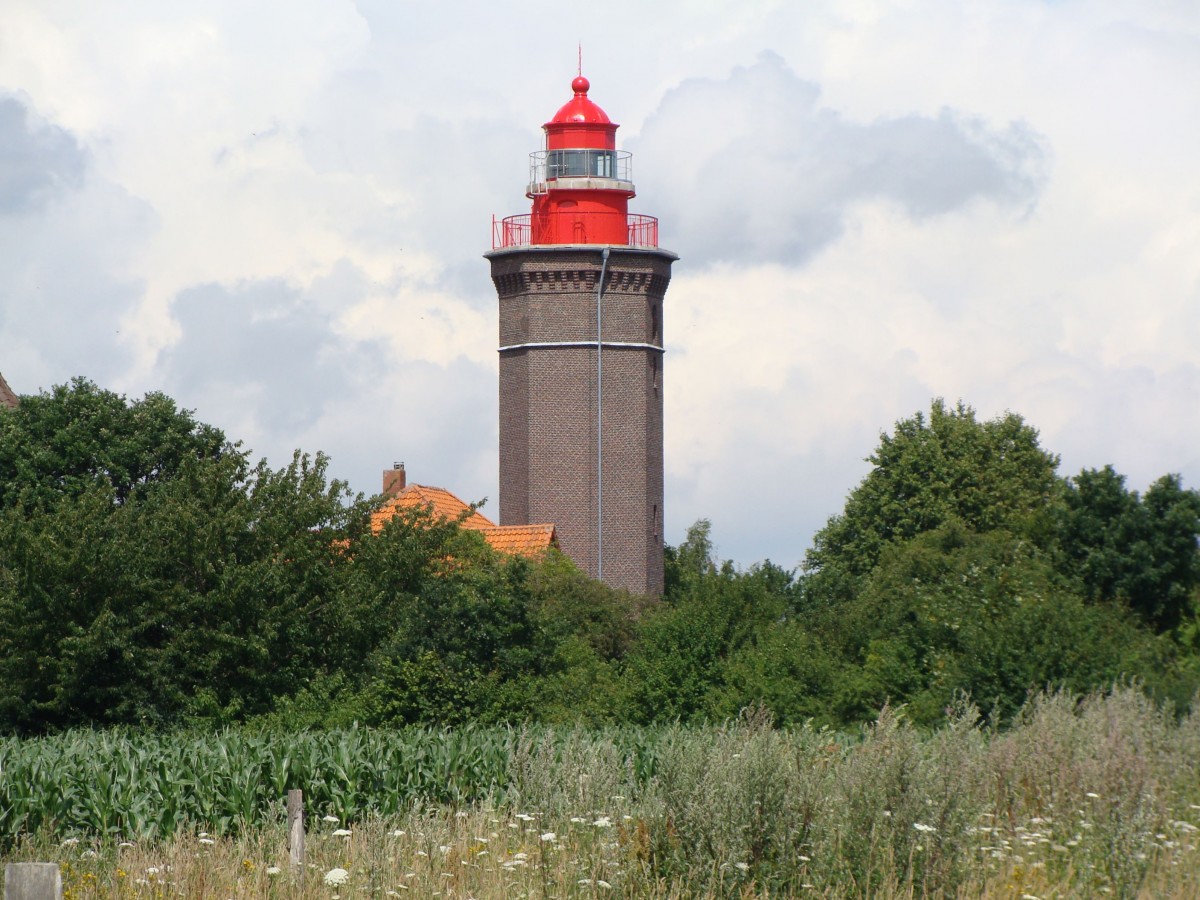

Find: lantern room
<box><xmin>492</xmin><ymin>74</ymin><xmax>659</xmax><ymax>249</ymax></box>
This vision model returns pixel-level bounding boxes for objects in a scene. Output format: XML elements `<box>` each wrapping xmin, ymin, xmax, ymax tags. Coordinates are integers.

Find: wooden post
<box><xmin>4</xmin><ymin>863</ymin><xmax>62</xmax><ymax>900</ymax></box>
<box><xmin>287</xmin><ymin>789</ymin><xmax>305</xmax><ymax>878</ymax></box>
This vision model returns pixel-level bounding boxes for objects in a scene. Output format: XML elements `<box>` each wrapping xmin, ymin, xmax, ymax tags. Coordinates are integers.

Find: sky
<box><xmin>1</xmin><ymin>0</ymin><xmax>1198</xmax><ymax>570</ymax></box>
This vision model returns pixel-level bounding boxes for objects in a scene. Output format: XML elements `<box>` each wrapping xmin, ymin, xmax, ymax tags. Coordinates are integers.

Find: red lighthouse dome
<box><xmin>491</xmin><ymin>74</ymin><xmax>659</xmax><ymax>249</ymax></box>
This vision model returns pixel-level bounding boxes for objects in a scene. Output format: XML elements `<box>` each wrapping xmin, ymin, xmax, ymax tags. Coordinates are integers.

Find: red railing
<box><xmin>492</xmin><ymin>213</ymin><xmax>659</xmax><ymax>250</ymax></box>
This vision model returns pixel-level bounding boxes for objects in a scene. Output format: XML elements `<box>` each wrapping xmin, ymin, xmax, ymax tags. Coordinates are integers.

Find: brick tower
<box><xmin>486</xmin><ymin>73</ymin><xmax>676</xmax><ymax>595</ymax></box>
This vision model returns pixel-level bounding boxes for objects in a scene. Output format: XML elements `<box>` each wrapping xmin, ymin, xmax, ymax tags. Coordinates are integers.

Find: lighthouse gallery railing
<box><xmin>492</xmin><ymin>213</ymin><xmax>659</xmax><ymax>250</ymax></box>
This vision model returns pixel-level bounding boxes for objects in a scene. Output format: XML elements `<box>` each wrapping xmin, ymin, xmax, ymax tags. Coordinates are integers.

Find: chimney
<box><xmin>382</xmin><ymin>462</ymin><xmax>406</xmax><ymax>497</ymax></box>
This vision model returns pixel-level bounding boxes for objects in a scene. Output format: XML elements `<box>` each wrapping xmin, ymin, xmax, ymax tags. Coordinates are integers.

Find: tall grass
<box><xmin>3</xmin><ymin>686</ymin><xmax>1199</xmax><ymax>897</ymax></box>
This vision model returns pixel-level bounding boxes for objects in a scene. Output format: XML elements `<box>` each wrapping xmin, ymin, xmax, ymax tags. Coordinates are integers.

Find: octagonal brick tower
<box><xmin>486</xmin><ymin>73</ymin><xmax>676</xmax><ymax>595</ymax></box>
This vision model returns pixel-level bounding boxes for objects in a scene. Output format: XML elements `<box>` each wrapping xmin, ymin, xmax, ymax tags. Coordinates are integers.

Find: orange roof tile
<box><xmin>370</xmin><ymin>482</ymin><xmax>557</xmax><ymax>558</ymax></box>
<box><xmin>370</xmin><ymin>483</ymin><xmax>494</xmax><ymax>533</ymax></box>
<box><xmin>478</xmin><ymin>524</ymin><xmax>558</xmax><ymax>557</ymax></box>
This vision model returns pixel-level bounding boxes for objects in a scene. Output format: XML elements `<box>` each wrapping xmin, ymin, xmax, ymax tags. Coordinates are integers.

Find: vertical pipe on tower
<box><xmin>596</xmin><ymin>246</ymin><xmax>610</xmax><ymax>580</ymax></box>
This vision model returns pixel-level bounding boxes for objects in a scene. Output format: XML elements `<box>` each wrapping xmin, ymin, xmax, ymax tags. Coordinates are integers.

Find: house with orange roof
<box><xmin>372</xmin><ymin>464</ymin><xmax>557</xmax><ymax>559</ymax></box>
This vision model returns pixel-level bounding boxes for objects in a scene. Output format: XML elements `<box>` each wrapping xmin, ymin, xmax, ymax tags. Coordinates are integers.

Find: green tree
<box><xmin>802</xmin><ymin>399</ymin><xmax>1060</xmax><ymax>607</ymax></box>
<box><xmin>348</xmin><ymin>512</ymin><xmax>558</xmax><ymax>726</ymax></box>
<box><xmin>0</xmin><ymin>381</ymin><xmax>367</xmax><ymax>732</ymax></box>
<box><xmin>1057</xmin><ymin>467</ymin><xmax>1200</xmax><ymax>632</ymax></box>
<box><xmin>823</xmin><ymin>523</ymin><xmax>1164</xmax><ymax>725</ymax></box>
<box><xmin>0</xmin><ymin>377</ymin><xmax>227</xmax><ymax>508</ymax></box>
<box><xmin>621</xmin><ymin>538</ymin><xmax>800</xmax><ymax>724</ymax></box>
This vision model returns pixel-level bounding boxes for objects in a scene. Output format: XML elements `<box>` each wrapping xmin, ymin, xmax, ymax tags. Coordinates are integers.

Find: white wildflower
<box><xmin>332</xmin><ymin>829</ymin><xmax>352</xmax><ymax>837</ymax></box>
<box><xmin>913</xmin><ymin>823</ymin><xmax>936</xmax><ymax>833</ymax></box>
<box><xmin>540</xmin><ymin>832</ymin><xmax>557</xmax><ymax>842</ymax></box>
<box><xmin>324</xmin><ymin>867</ymin><xmax>350</xmax><ymax>887</ymax></box>
<box><xmin>266</xmin><ymin>866</ymin><xmax>281</xmax><ymax>876</ymax></box>
<box><xmin>323</xmin><ymin>815</ymin><xmax>340</xmax><ymax>823</ymax></box>
<box><xmin>593</xmin><ymin>816</ymin><xmax>612</xmax><ymax>828</ymax></box>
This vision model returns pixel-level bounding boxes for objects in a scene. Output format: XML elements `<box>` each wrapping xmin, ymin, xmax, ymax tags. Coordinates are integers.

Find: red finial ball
<box><xmin>572</xmin><ymin>75</ymin><xmax>590</xmax><ymax>95</ymax></box>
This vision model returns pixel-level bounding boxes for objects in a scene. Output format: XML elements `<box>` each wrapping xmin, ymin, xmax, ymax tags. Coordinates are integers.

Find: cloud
<box><xmin>0</xmin><ymin>94</ymin><xmax>151</xmax><ymax>389</ymax></box>
<box><xmin>153</xmin><ymin>258</ymin><xmax>497</xmax><ymax>506</ymax></box>
<box><xmin>0</xmin><ymin>94</ymin><xmax>86</xmax><ymax>213</ymax></box>
<box><xmin>632</xmin><ymin>53</ymin><xmax>1048</xmax><ymax>266</ymax></box>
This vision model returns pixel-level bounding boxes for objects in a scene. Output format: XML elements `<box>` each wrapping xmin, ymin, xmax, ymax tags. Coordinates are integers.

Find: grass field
<box><xmin>3</xmin><ymin>687</ymin><xmax>1199</xmax><ymax>897</ymax></box>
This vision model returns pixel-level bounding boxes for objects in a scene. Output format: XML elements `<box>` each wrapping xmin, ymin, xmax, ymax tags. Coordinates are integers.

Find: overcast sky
<box><xmin>2</xmin><ymin>1</ymin><xmax>1198</xmax><ymax>569</ymax></box>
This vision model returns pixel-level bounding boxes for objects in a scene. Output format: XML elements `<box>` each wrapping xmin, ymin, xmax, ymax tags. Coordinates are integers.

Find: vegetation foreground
<box><xmin>4</xmin><ymin>688</ymin><xmax>1200</xmax><ymax>898</ymax></box>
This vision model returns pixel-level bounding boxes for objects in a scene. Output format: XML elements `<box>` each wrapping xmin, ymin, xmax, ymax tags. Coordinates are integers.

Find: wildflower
<box><xmin>735</xmin><ymin>862</ymin><xmax>750</xmax><ymax>872</ymax></box>
<box><xmin>540</xmin><ymin>832</ymin><xmax>557</xmax><ymax>842</ymax></box>
<box><xmin>323</xmin><ymin>815</ymin><xmax>340</xmax><ymax>823</ymax></box>
<box><xmin>596</xmin><ymin>881</ymin><xmax>612</xmax><ymax>890</ymax></box>
<box><xmin>145</xmin><ymin>867</ymin><xmax>160</xmax><ymax>876</ymax></box>
<box><xmin>266</xmin><ymin>867</ymin><xmax>282</xmax><ymax>877</ymax></box>
<box><xmin>118</xmin><ymin>842</ymin><xmax>134</xmax><ymax>848</ymax></box>
<box><xmin>913</xmin><ymin>823</ymin><xmax>936</xmax><ymax>833</ymax></box>
<box><xmin>324</xmin><ymin>867</ymin><xmax>350</xmax><ymax>887</ymax></box>
<box><xmin>593</xmin><ymin>816</ymin><xmax>612</xmax><ymax>828</ymax></box>
<box><xmin>332</xmin><ymin>829</ymin><xmax>352</xmax><ymax>837</ymax></box>
<box><xmin>61</xmin><ymin>838</ymin><xmax>80</xmax><ymax>847</ymax></box>
<box><xmin>1085</xmin><ymin>792</ymin><xmax>1100</xmax><ymax>799</ymax></box>
<box><xmin>390</xmin><ymin>830</ymin><xmax>406</xmax><ymax>837</ymax></box>
<box><xmin>199</xmin><ymin>838</ymin><xmax>215</xmax><ymax>846</ymax></box>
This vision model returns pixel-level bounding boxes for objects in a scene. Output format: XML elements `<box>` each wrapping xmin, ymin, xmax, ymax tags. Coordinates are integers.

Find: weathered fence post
<box><xmin>4</xmin><ymin>863</ymin><xmax>62</xmax><ymax>900</ymax></box>
<box><xmin>287</xmin><ymin>788</ymin><xmax>305</xmax><ymax>879</ymax></box>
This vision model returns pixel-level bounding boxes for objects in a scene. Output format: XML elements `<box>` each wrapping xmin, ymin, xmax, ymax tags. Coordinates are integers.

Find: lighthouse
<box><xmin>486</xmin><ymin>73</ymin><xmax>676</xmax><ymax>595</ymax></box>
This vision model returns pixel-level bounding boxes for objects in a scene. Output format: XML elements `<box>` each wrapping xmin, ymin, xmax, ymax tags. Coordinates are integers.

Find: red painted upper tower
<box><xmin>487</xmin><ymin>73</ymin><xmax>675</xmax><ymax>595</ymax></box>
<box><xmin>493</xmin><ymin>75</ymin><xmax>659</xmax><ymax>251</ymax></box>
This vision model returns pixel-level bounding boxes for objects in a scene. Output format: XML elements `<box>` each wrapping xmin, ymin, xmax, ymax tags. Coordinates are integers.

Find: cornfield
<box><xmin>0</xmin><ymin>724</ymin><xmax>670</xmax><ymax>843</ymax></box>
<box><xmin>3</xmin><ymin>689</ymin><xmax>1200</xmax><ymax>897</ymax></box>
